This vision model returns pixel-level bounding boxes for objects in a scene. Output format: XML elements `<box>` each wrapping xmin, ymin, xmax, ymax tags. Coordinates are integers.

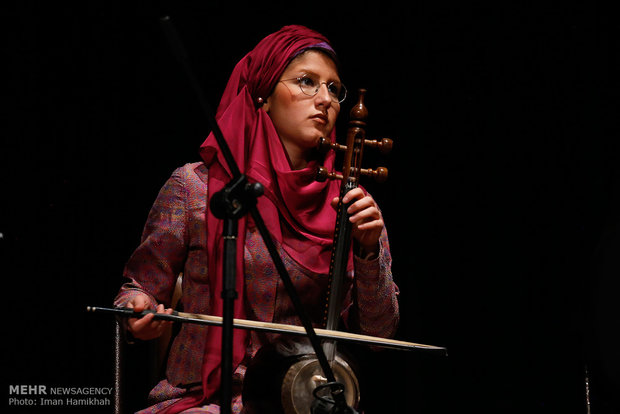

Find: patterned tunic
<box><xmin>114</xmin><ymin>162</ymin><xmax>399</xmax><ymax>413</ymax></box>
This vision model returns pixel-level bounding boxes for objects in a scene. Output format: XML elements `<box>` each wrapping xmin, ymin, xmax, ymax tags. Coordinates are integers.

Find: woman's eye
<box><xmin>327</xmin><ymin>83</ymin><xmax>341</xmax><ymax>96</ymax></box>
<box><xmin>299</xmin><ymin>76</ymin><xmax>316</xmax><ymax>88</ymax></box>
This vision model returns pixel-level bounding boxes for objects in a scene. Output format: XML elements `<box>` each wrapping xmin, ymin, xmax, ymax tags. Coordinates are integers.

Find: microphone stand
<box><xmin>159</xmin><ymin>17</ymin><xmax>354</xmax><ymax>414</ymax></box>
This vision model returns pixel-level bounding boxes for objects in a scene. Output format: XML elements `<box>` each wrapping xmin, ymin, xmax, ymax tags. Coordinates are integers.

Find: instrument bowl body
<box><xmin>282</xmin><ymin>354</ymin><xmax>360</xmax><ymax>414</ymax></box>
<box><xmin>242</xmin><ymin>345</ymin><xmax>360</xmax><ymax>414</ymax></box>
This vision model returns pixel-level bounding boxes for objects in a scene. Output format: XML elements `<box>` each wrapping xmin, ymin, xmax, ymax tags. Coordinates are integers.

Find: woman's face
<box><xmin>263</xmin><ymin>50</ymin><xmax>341</xmax><ymax>169</ymax></box>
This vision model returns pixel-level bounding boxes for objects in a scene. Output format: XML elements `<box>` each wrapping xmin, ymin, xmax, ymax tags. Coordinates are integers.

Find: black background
<box><xmin>4</xmin><ymin>1</ymin><xmax>618</xmax><ymax>413</ymax></box>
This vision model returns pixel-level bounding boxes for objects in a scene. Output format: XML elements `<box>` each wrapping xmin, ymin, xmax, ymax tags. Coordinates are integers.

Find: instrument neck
<box><xmin>324</xmin><ymin>179</ymin><xmax>357</xmax><ymax>327</ymax></box>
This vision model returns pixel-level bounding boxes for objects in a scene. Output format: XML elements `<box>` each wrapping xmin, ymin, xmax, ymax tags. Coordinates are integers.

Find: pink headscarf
<box><xmin>163</xmin><ymin>25</ymin><xmax>346</xmax><ymax>413</ymax></box>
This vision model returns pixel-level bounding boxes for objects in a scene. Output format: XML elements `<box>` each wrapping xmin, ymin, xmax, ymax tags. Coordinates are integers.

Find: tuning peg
<box><xmin>364</xmin><ymin>138</ymin><xmax>393</xmax><ymax>155</ymax></box>
<box><xmin>360</xmin><ymin>167</ymin><xmax>388</xmax><ymax>183</ymax></box>
<box><xmin>317</xmin><ymin>166</ymin><xmax>389</xmax><ymax>183</ymax></box>
<box><xmin>316</xmin><ymin>166</ymin><xmax>343</xmax><ymax>182</ymax></box>
<box><xmin>317</xmin><ymin>137</ymin><xmax>347</xmax><ymax>152</ymax></box>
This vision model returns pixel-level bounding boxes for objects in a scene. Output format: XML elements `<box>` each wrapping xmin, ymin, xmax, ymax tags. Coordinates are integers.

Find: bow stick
<box><xmin>87</xmin><ymin>306</ymin><xmax>447</xmax><ymax>354</ymax></box>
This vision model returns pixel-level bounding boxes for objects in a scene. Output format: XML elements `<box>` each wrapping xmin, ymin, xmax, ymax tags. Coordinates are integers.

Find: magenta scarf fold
<box><xmin>162</xmin><ymin>25</ymin><xmax>346</xmax><ymax>413</ymax></box>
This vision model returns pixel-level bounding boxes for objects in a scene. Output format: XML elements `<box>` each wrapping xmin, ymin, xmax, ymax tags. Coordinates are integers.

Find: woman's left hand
<box><xmin>331</xmin><ymin>188</ymin><xmax>384</xmax><ymax>256</ymax></box>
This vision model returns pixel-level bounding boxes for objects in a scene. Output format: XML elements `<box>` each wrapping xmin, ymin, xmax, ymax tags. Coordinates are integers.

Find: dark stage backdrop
<box><xmin>4</xmin><ymin>1</ymin><xmax>618</xmax><ymax>413</ymax></box>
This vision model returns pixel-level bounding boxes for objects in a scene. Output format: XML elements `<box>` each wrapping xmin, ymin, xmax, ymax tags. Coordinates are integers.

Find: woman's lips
<box><xmin>310</xmin><ymin>113</ymin><xmax>328</xmax><ymax>124</ymax></box>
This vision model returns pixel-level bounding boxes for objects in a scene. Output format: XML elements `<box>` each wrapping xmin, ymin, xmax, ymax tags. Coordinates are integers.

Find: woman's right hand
<box><xmin>126</xmin><ymin>293</ymin><xmax>174</xmax><ymax>340</ymax></box>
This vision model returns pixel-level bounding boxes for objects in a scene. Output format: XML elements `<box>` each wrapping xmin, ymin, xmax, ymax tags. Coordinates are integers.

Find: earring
<box><xmin>257</xmin><ymin>97</ymin><xmax>264</xmax><ymax>106</ymax></box>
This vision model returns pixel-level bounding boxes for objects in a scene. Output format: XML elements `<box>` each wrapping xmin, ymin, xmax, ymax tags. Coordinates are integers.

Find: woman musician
<box><xmin>114</xmin><ymin>25</ymin><xmax>400</xmax><ymax>414</ymax></box>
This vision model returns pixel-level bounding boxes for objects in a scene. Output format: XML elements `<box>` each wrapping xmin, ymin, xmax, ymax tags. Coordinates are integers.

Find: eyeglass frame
<box><xmin>279</xmin><ymin>75</ymin><xmax>347</xmax><ymax>104</ymax></box>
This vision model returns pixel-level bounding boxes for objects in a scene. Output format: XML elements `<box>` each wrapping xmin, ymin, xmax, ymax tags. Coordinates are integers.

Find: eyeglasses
<box><xmin>280</xmin><ymin>75</ymin><xmax>347</xmax><ymax>104</ymax></box>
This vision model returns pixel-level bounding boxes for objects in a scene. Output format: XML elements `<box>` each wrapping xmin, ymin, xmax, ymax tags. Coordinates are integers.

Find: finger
<box><xmin>128</xmin><ymin>311</ymin><xmax>155</xmax><ymax>333</ymax></box>
<box><xmin>151</xmin><ymin>305</ymin><xmax>174</xmax><ymax>328</ymax></box>
<box><xmin>127</xmin><ymin>296</ymin><xmax>156</xmax><ymax>330</ymax></box>
<box><xmin>331</xmin><ymin>197</ymin><xmax>339</xmax><ymax>210</ymax></box>
<box><xmin>354</xmin><ymin>217</ymin><xmax>384</xmax><ymax>231</ymax></box>
<box><xmin>347</xmin><ymin>197</ymin><xmax>380</xmax><ymax>219</ymax></box>
<box><xmin>147</xmin><ymin>304</ymin><xmax>168</xmax><ymax>329</ymax></box>
<box><xmin>350</xmin><ymin>210</ymin><xmax>381</xmax><ymax>226</ymax></box>
<box><xmin>341</xmin><ymin>188</ymin><xmax>365</xmax><ymax>204</ymax></box>
<box><xmin>347</xmin><ymin>197</ymin><xmax>376</xmax><ymax>216</ymax></box>
<box><xmin>128</xmin><ymin>294</ymin><xmax>150</xmax><ymax>313</ymax></box>
<box><xmin>161</xmin><ymin>308</ymin><xmax>174</xmax><ymax>328</ymax></box>
<box><xmin>150</xmin><ymin>305</ymin><xmax>163</xmax><ymax>327</ymax></box>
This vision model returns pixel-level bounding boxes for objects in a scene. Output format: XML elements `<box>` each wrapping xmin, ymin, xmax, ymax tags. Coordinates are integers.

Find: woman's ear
<box><xmin>261</xmin><ymin>97</ymin><xmax>270</xmax><ymax>112</ymax></box>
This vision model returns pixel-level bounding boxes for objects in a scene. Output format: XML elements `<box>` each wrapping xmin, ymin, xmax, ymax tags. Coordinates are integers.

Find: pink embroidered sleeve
<box><xmin>349</xmin><ymin>229</ymin><xmax>400</xmax><ymax>339</ymax></box>
<box><xmin>114</xmin><ymin>169</ymin><xmax>190</xmax><ymax>309</ymax></box>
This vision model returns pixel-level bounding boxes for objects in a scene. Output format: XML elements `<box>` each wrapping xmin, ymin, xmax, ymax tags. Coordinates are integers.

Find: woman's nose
<box><xmin>314</xmin><ymin>83</ymin><xmax>332</xmax><ymax>107</ymax></box>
